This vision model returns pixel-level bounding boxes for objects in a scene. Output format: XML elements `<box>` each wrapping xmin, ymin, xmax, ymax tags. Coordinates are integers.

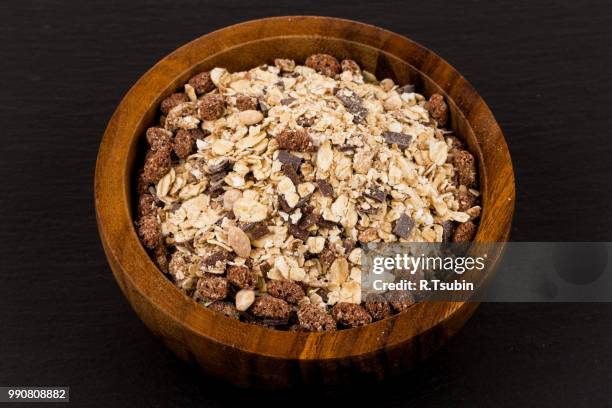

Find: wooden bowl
<box><xmin>95</xmin><ymin>16</ymin><xmax>515</xmax><ymax>387</ymax></box>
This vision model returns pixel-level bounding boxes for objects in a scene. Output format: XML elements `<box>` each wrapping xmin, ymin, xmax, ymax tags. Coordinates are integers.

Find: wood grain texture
<box><xmin>2</xmin><ymin>0</ymin><xmax>612</xmax><ymax>406</ymax></box>
<box><xmin>95</xmin><ymin>16</ymin><xmax>514</xmax><ymax>387</ymax></box>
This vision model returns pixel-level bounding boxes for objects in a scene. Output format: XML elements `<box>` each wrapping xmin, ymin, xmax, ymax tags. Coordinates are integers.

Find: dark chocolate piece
<box><xmin>393</xmin><ymin>214</ymin><xmax>415</xmax><ymax>239</ymax></box>
<box><xmin>316</xmin><ymin>179</ymin><xmax>334</xmax><ymax>197</ymax></box>
<box><xmin>335</xmin><ymin>88</ymin><xmax>368</xmax><ymax>124</ymax></box>
<box><xmin>364</xmin><ymin>187</ymin><xmax>387</xmax><ymax>202</ymax></box>
<box><xmin>280</xmin><ymin>97</ymin><xmax>296</xmax><ymax>106</ymax></box>
<box><xmin>277</xmin><ymin>150</ymin><xmax>302</xmax><ymax>172</ymax></box>
<box><xmin>281</xmin><ymin>163</ymin><xmax>301</xmax><ymax>186</ymax></box>
<box><xmin>298</xmin><ymin>209</ymin><xmax>319</xmax><ymax>230</ymax></box>
<box><xmin>316</xmin><ymin>218</ymin><xmax>338</xmax><ymax>230</ymax></box>
<box><xmin>397</xmin><ymin>84</ymin><xmax>415</xmax><ymax>94</ymax></box>
<box><xmin>248</xmin><ymin>224</ymin><xmax>271</xmax><ymax>240</ymax></box>
<box><xmin>383</xmin><ymin>131</ymin><xmax>413</xmax><ymax>149</ymax></box>
<box><xmin>442</xmin><ymin>220</ymin><xmax>455</xmax><ymax>242</ymax></box>
<box><xmin>288</xmin><ymin>223</ymin><xmax>309</xmax><ymax>241</ymax></box>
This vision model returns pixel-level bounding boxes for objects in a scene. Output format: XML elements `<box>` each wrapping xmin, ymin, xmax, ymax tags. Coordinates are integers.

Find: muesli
<box><xmin>135</xmin><ymin>54</ymin><xmax>481</xmax><ymax>331</ymax></box>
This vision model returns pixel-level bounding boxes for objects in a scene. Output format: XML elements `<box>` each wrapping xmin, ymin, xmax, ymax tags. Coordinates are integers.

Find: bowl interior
<box><xmin>97</xmin><ymin>16</ymin><xmax>515</xmax><ymax>368</ymax></box>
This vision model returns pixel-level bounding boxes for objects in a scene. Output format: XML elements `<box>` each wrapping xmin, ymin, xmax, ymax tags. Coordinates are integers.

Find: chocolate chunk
<box><xmin>196</xmin><ymin>94</ymin><xmax>225</xmax><ymax>120</ymax></box>
<box><xmin>288</xmin><ymin>223</ymin><xmax>309</xmax><ymax>241</ymax></box>
<box><xmin>298</xmin><ymin>210</ymin><xmax>319</xmax><ymax>230</ymax></box>
<box><xmin>267</xmin><ymin>280</ymin><xmax>305</xmax><ymax>304</ymax></box>
<box><xmin>452</xmin><ymin>221</ymin><xmax>477</xmax><ymax>242</ymax></box>
<box><xmin>393</xmin><ymin>214</ymin><xmax>415</xmax><ymax>239</ymax></box>
<box><xmin>294</xmin><ymin>194</ymin><xmax>312</xmax><ymax>209</ymax></box>
<box><xmin>316</xmin><ymin>218</ymin><xmax>338</xmax><ymax>230</ymax></box>
<box><xmin>207</xmin><ymin>301</ymin><xmax>239</xmax><ymax>319</ymax></box>
<box><xmin>280</xmin><ymin>97</ymin><xmax>296</xmax><ymax>106</ymax></box>
<box><xmin>277</xmin><ymin>150</ymin><xmax>302</xmax><ymax>172</ymax></box>
<box><xmin>297</xmin><ymin>304</ymin><xmax>336</xmax><ymax>332</ymax></box>
<box><xmin>169</xmin><ymin>202</ymin><xmax>181</xmax><ymax>214</ymax></box>
<box><xmin>188</xmin><ymin>71</ymin><xmax>215</xmax><ymax>95</ymax></box>
<box><xmin>397</xmin><ymin>84</ymin><xmax>415</xmax><ymax>94</ymax></box>
<box><xmin>331</xmin><ymin>302</ymin><xmax>372</xmax><ymax>328</ymax></box>
<box><xmin>195</xmin><ymin>274</ymin><xmax>229</xmax><ymax>301</ymax></box>
<box><xmin>250</xmin><ymin>295</ymin><xmax>290</xmax><ymax>320</ymax></box>
<box><xmin>227</xmin><ymin>265</ymin><xmax>257</xmax><ymax>289</ymax></box>
<box><xmin>276</xmin><ymin>129</ymin><xmax>312</xmax><ymax>151</ymax></box>
<box><xmin>209</xmin><ymin>171</ymin><xmax>227</xmax><ymax>183</ymax></box>
<box><xmin>365</xmin><ymin>294</ymin><xmax>392</xmax><ymax>321</ymax></box>
<box><xmin>160</xmin><ymin>92</ymin><xmax>188</xmax><ymax>115</ymax></box>
<box><xmin>240</xmin><ymin>222</ymin><xmax>258</xmax><ymax>232</ymax></box>
<box><xmin>316</xmin><ymin>179</ymin><xmax>334</xmax><ymax>197</ymax></box>
<box><xmin>236</xmin><ymin>95</ymin><xmax>258</xmax><ymax>111</ymax></box>
<box><xmin>340</xmin><ymin>59</ymin><xmax>360</xmax><ymax>74</ymax></box>
<box><xmin>442</xmin><ymin>220</ymin><xmax>455</xmax><ymax>242</ymax></box>
<box><xmin>248</xmin><ymin>224</ymin><xmax>271</xmax><ymax>240</ymax></box>
<box><xmin>305</xmin><ymin>53</ymin><xmax>341</xmax><ymax>77</ymax></box>
<box><xmin>424</xmin><ymin>93</ymin><xmax>449</xmax><ymax>126</ymax></box>
<box><xmin>453</xmin><ymin>149</ymin><xmax>477</xmax><ymax>187</ymax></box>
<box><xmin>137</xmin><ymin>214</ymin><xmax>161</xmax><ymax>249</ymax></box>
<box><xmin>364</xmin><ymin>187</ymin><xmax>387</xmax><ymax>202</ymax></box>
<box><xmin>383</xmin><ymin>131</ymin><xmax>413</xmax><ymax>149</ymax></box>
<box><xmin>206</xmin><ymin>178</ymin><xmax>226</xmax><ymax>198</ymax></box>
<box><xmin>335</xmin><ymin>88</ymin><xmax>368</xmax><ymax>124</ymax></box>
<box><xmin>281</xmin><ymin>163</ymin><xmax>301</xmax><ymax>186</ymax></box>
<box><xmin>278</xmin><ymin>195</ymin><xmax>292</xmax><ymax>213</ymax></box>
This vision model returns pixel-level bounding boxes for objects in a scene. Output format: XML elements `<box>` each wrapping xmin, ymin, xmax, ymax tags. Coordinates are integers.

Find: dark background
<box><xmin>1</xmin><ymin>0</ymin><xmax>611</xmax><ymax>406</ymax></box>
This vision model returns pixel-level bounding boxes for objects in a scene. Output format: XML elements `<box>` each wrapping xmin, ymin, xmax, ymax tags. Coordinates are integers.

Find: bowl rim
<box><xmin>95</xmin><ymin>15</ymin><xmax>515</xmax><ymax>360</ymax></box>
